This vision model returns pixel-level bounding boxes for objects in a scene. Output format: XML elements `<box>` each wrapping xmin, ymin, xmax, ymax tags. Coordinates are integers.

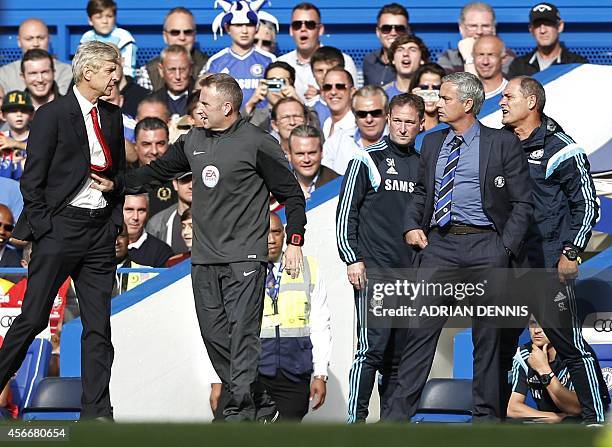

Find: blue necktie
<box><xmin>434</xmin><ymin>136</ymin><xmax>464</xmax><ymax>227</ymax></box>
<box><xmin>266</xmin><ymin>262</ymin><xmax>279</xmax><ymax>300</ymax></box>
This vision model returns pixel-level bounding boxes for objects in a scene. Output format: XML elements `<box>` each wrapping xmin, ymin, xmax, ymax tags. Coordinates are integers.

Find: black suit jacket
<box><xmin>0</xmin><ymin>247</ymin><xmax>21</xmax><ymax>268</ymax></box>
<box><xmin>404</xmin><ymin>122</ymin><xmax>534</xmax><ymax>255</ymax></box>
<box><xmin>13</xmin><ymin>90</ymin><xmax>126</xmax><ymax>241</ymax></box>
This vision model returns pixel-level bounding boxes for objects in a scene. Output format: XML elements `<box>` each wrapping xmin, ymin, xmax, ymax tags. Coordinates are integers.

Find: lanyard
<box><xmin>268</xmin><ymin>261</ymin><xmax>284</xmax><ymax>302</ymax></box>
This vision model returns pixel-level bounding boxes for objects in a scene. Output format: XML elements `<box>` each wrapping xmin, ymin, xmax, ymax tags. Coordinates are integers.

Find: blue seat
<box><xmin>9</xmin><ymin>338</ymin><xmax>52</xmax><ymax>412</ymax></box>
<box><xmin>21</xmin><ymin>377</ymin><xmax>81</xmax><ymax>421</ymax></box>
<box><xmin>412</xmin><ymin>378</ymin><xmax>473</xmax><ymax>423</ymax></box>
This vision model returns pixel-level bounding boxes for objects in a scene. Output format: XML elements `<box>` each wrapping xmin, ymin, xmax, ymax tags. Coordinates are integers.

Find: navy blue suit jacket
<box><xmin>404</xmin><ymin>122</ymin><xmax>534</xmax><ymax>255</ymax></box>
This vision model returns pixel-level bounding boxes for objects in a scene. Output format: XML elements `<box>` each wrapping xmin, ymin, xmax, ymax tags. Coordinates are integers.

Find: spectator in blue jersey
<box><xmin>383</xmin><ymin>35</ymin><xmax>430</xmax><ymax>100</ymax></box>
<box><xmin>0</xmin><ymin>91</ymin><xmax>32</xmax><ymax>180</ymax></box>
<box><xmin>307</xmin><ymin>46</ymin><xmax>345</xmax><ymax>128</ymax></box>
<box><xmin>507</xmin><ymin>316</ymin><xmax>581</xmax><ymax>423</ymax></box>
<box><xmin>323</xmin><ymin>86</ymin><xmax>388</xmax><ymax>175</ymax></box>
<box><xmin>80</xmin><ymin>0</ymin><xmax>137</xmax><ymax>78</ymax></box>
<box><xmin>279</xmin><ymin>3</ymin><xmax>359</xmax><ymax>103</ymax></box>
<box><xmin>363</xmin><ymin>3</ymin><xmax>411</xmax><ymax>87</ymax></box>
<box><xmin>137</xmin><ymin>8</ymin><xmax>209</xmax><ymax>92</ymax></box>
<box><xmin>203</xmin><ymin>0</ymin><xmax>277</xmax><ymax>110</ymax></box>
<box><xmin>150</xmin><ymin>45</ymin><xmax>194</xmax><ymax>119</ymax></box>
<box><xmin>408</xmin><ymin>63</ymin><xmax>445</xmax><ymax>131</ymax></box>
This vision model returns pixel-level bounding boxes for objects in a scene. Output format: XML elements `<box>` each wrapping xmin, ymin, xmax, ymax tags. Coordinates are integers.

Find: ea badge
<box><xmin>494</xmin><ymin>176</ymin><xmax>505</xmax><ymax>188</ymax></box>
<box><xmin>202</xmin><ymin>165</ymin><xmax>220</xmax><ymax>188</ymax></box>
<box><xmin>530</xmin><ymin>149</ymin><xmax>544</xmax><ymax>159</ymax></box>
<box><xmin>250</xmin><ymin>63</ymin><xmax>264</xmax><ymax>77</ymax></box>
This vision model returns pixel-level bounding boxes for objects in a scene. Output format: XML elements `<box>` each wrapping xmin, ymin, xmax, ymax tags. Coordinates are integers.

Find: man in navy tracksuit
<box><xmin>336</xmin><ymin>93</ymin><xmax>424</xmax><ymax>423</ymax></box>
<box><xmin>500</xmin><ymin>76</ymin><xmax>609</xmax><ymax>424</ymax></box>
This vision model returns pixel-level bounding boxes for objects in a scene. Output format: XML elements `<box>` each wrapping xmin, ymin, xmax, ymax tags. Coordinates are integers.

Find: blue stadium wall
<box><xmin>1</xmin><ymin>0</ymin><xmax>612</xmax><ymax>69</ymax></box>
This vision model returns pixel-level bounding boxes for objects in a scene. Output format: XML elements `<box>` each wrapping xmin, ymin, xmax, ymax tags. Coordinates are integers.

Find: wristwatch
<box><xmin>539</xmin><ymin>371</ymin><xmax>555</xmax><ymax>386</ymax></box>
<box><xmin>313</xmin><ymin>375</ymin><xmax>328</xmax><ymax>383</ymax></box>
<box><xmin>562</xmin><ymin>246</ymin><xmax>579</xmax><ymax>261</ymax></box>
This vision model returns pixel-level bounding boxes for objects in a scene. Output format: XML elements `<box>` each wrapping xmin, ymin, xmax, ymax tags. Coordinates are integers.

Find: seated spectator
<box><xmin>271</xmin><ymin>97</ymin><xmax>308</xmax><ymax>157</ymax></box>
<box><xmin>307</xmin><ymin>46</ymin><xmax>345</xmax><ymax>126</ymax></box>
<box><xmin>136</xmin><ymin>96</ymin><xmax>170</xmax><ymax>123</ymax></box>
<box><xmin>165</xmin><ymin>208</ymin><xmax>193</xmax><ymax>267</ymax></box>
<box><xmin>20</xmin><ymin>49</ymin><xmax>59</xmax><ymax>111</ymax></box>
<box><xmin>114</xmin><ymin>223</ymin><xmax>157</xmax><ymax>296</ymax></box>
<box><xmin>383</xmin><ymin>35</ymin><xmax>429</xmax><ymax>99</ymax></box>
<box><xmin>279</xmin><ymin>2</ymin><xmax>358</xmax><ymax>102</ymax></box>
<box><xmin>146</xmin><ymin>172</ymin><xmax>192</xmax><ymax>254</ymax></box>
<box><xmin>320</xmin><ymin>68</ymin><xmax>356</xmax><ymax>139</ymax></box>
<box><xmin>0</xmin><ymin>85</ymin><xmax>5</xmax><ymax>128</ymax></box>
<box><xmin>150</xmin><ymin>45</ymin><xmax>194</xmax><ymax>118</ymax></box>
<box><xmin>0</xmin><ymin>18</ymin><xmax>72</xmax><ymax>96</ymax></box>
<box><xmin>204</xmin><ymin>0</ymin><xmax>277</xmax><ymax>109</ymax></box>
<box><xmin>130</xmin><ymin>118</ymin><xmax>178</xmax><ymax>216</ymax></box>
<box><xmin>288</xmin><ymin>125</ymin><xmax>338</xmax><ymax>199</ymax></box>
<box><xmin>473</xmin><ymin>35</ymin><xmax>508</xmax><ymax>99</ymax></box>
<box><xmin>363</xmin><ymin>3</ymin><xmax>410</xmax><ymax>87</ymax></box>
<box><xmin>123</xmin><ymin>194</ymin><xmax>174</xmax><ymax>267</ymax></box>
<box><xmin>408</xmin><ymin>63</ymin><xmax>445</xmax><ymax>131</ymax></box>
<box><xmin>136</xmin><ymin>8</ymin><xmax>208</xmax><ymax>92</ymax></box>
<box><xmin>255</xmin><ymin>20</ymin><xmax>278</xmax><ymax>55</ymax></box>
<box><xmin>438</xmin><ymin>2</ymin><xmax>516</xmax><ymax>77</ymax></box>
<box><xmin>0</xmin><ymin>178</ymin><xmax>23</xmax><ymax>221</ymax></box>
<box><xmin>174</xmin><ymin>91</ymin><xmax>204</xmax><ymax>139</ymax></box>
<box><xmin>322</xmin><ymin>86</ymin><xmax>388</xmax><ymax>175</ymax></box>
<box><xmin>0</xmin><ymin>205</ymin><xmax>20</xmax><ymax>268</ymax></box>
<box><xmin>0</xmin><ymin>91</ymin><xmax>33</xmax><ymax>180</ymax></box>
<box><xmin>507</xmin><ymin>316</ymin><xmax>582</xmax><ymax>423</ymax></box>
<box><xmin>243</xmin><ymin>61</ymin><xmax>300</xmax><ymax>131</ymax></box>
<box><xmin>80</xmin><ymin>0</ymin><xmax>137</xmax><ymax>77</ymax></box>
<box><xmin>508</xmin><ymin>3</ymin><xmax>587</xmax><ymax>78</ymax></box>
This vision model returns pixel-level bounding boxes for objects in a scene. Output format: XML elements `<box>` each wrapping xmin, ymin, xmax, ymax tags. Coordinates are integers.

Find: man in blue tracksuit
<box><xmin>500</xmin><ymin>76</ymin><xmax>609</xmax><ymax>424</ymax></box>
<box><xmin>336</xmin><ymin>92</ymin><xmax>424</xmax><ymax>423</ymax></box>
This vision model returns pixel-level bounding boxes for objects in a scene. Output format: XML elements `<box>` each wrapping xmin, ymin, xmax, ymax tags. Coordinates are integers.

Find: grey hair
<box><xmin>352</xmin><ymin>85</ymin><xmax>389</xmax><ymax>113</ymax></box>
<box><xmin>442</xmin><ymin>72</ymin><xmax>485</xmax><ymax>116</ymax></box>
<box><xmin>160</xmin><ymin>44</ymin><xmax>192</xmax><ymax>64</ymax></box>
<box><xmin>460</xmin><ymin>2</ymin><xmax>496</xmax><ymax>26</ymax></box>
<box><xmin>72</xmin><ymin>41</ymin><xmax>121</xmax><ymax>84</ymax></box>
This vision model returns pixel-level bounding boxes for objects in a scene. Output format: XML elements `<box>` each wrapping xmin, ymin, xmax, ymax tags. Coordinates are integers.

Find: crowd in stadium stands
<box><xmin>0</xmin><ymin>0</ymin><xmax>602</xmax><ymax>422</ymax></box>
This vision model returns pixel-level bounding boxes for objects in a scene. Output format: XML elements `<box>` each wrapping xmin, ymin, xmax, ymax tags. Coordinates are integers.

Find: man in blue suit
<box><xmin>387</xmin><ymin>72</ymin><xmax>534</xmax><ymax>421</ymax></box>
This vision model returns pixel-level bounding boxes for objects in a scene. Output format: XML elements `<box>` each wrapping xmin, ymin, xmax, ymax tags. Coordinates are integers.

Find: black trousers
<box><xmin>387</xmin><ymin>229</ymin><xmax>509</xmax><ymax>422</ymax></box>
<box><xmin>0</xmin><ymin>209</ymin><xmax>115</xmax><ymax>418</ymax></box>
<box><xmin>347</xmin><ymin>286</ymin><xmax>406</xmax><ymax>423</ymax></box>
<box><xmin>502</xmin><ymin>272</ymin><xmax>609</xmax><ymax>423</ymax></box>
<box><xmin>258</xmin><ymin>372</ymin><xmax>310</xmax><ymax>421</ymax></box>
<box><xmin>192</xmin><ymin>262</ymin><xmax>275</xmax><ymax>422</ymax></box>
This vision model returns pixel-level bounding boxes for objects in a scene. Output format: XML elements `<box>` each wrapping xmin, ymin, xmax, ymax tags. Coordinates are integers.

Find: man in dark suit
<box><xmin>3</xmin><ymin>41</ymin><xmax>125</xmax><ymax>420</ymax></box>
<box><xmin>149</xmin><ymin>45</ymin><xmax>194</xmax><ymax>118</ymax></box>
<box><xmin>387</xmin><ymin>72</ymin><xmax>534</xmax><ymax>422</ymax></box>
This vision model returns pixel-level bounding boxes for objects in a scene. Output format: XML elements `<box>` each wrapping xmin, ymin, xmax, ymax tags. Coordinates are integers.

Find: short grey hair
<box><xmin>72</xmin><ymin>41</ymin><xmax>121</xmax><ymax>84</ymax></box>
<box><xmin>352</xmin><ymin>85</ymin><xmax>389</xmax><ymax>113</ymax></box>
<box><xmin>160</xmin><ymin>44</ymin><xmax>192</xmax><ymax>64</ymax></box>
<box><xmin>460</xmin><ymin>2</ymin><xmax>496</xmax><ymax>25</ymax></box>
<box><xmin>442</xmin><ymin>72</ymin><xmax>485</xmax><ymax>116</ymax></box>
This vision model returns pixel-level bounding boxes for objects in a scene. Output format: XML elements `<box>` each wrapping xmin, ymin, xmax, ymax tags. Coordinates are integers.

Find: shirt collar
<box><xmin>448</xmin><ymin>121</ymin><xmax>480</xmax><ymax>147</ymax></box>
<box><xmin>128</xmin><ymin>231</ymin><xmax>148</xmax><ymax>250</ymax></box>
<box><xmin>73</xmin><ymin>85</ymin><xmax>97</xmax><ymax>117</ymax></box>
<box><xmin>167</xmin><ymin>90</ymin><xmax>189</xmax><ymax>101</ymax></box>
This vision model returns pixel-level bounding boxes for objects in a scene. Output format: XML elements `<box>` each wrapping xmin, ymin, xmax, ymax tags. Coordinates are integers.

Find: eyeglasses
<box><xmin>164</xmin><ymin>67</ymin><xmax>190</xmax><ymax>75</ymax></box>
<box><xmin>165</xmin><ymin>29</ymin><xmax>196</xmax><ymax>37</ymax></box>
<box><xmin>418</xmin><ymin>84</ymin><xmax>441</xmax><ymax>90</ymax></box>
<box><xmin>378</xmin><ymin>24</ymin><xmax>408</xmax><ymax>35</ymax></box>
<box><xmin>0</xmin><ymin>223</ymin><xmax>14</xmax><ymax>232</ymax></box>
<box><xmin>354</xmin><ymin>109</ymin><xmax>385</xmax><ymax>119</ymax></box>
<box><xmin>291</xmin><ymin>20</ymin><xmax>319</xmax><ymax>31</ymax></box>
<box><xmin>321</xmin><ymin>83</ymin><xmax>349</xmax><ymax>92</ymax></box>
<box><xmin>278</xmin><ymin>114</ymin><xmax>305</xmax><ymax>123</ymax></box>
<box><xmin>463</xmin><ymin>23</ymin><xmax>493</xmax><ymax>33</ymax></box>
<box><xmin>254</xmin><ymin>39</ymin><xmax>273</xmax><ymax>47</ymax></box>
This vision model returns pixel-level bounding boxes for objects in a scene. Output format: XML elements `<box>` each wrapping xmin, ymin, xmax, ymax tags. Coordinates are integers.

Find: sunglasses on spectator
<box><xmin>0</xmin><ymin>223</ymin><xmax>14</xmax><ymax>232</ymax></box>
<box><xmin>378</xmin><ymin>24</ymin><xmax>408</xmax><ymax>34</ymax></box>
<box><xmin>291</xmin><ymin>20</ymin><xmax>319</xmax><ymax>31</ymax></box>
<box><xmin>418</xmin><ymin>84</ymin><xmax>441</xmax><ymax>90</ymax></box>
<box><xmin>165</xmin><ymin>29</ymin><xmax>196</xmax><ymax>36</ymax></box>
<box><xmin>355</xmin><ymin>109</ymin><xmax>385</xmax><ymax>119</ymax></box>
<box><xmin>321</xmin><ymin>83</ymin><xmax>349</xmax><ymax>92</ymax></box>
<box><xmin>254</xmin><ymin>39</ymin><xmax>273</xmax><ymax>47</ymax></box>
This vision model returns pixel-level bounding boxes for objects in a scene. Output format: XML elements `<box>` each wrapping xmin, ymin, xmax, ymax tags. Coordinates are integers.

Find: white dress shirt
<box><xmin>322</xmin><ymin>126</ymin><xmax>388</xmax><ymax>176</ymax></box>
<box><xmin>278</xmin><ymin>50</ymin><xmax>359</xmax><ymax>102</ymax></box>
<box><xmin>70</xmin><ymin>85</ymin><xmax>108</xmax><ymax>209</ymax></box>
<box><xmin>270</xmin><ymin>256</ymin><xmax>332</xmax><ymax>377</ymax></box>
<box><xmin>322</xmin><ymin>110</ymin><xmax>356</xmax><ymax>140</ymax></box>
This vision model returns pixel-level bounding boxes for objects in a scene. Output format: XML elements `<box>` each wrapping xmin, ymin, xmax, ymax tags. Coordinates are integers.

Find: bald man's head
<box><xmin>268</xmin><ymin>212</ymin><xmax>285</xmax><ymax>262</ymax></box>
<box><xmin>473</xmin><ymin>35</ymin><xmax>505</xmax><ymax>81</ymax></box>
<box><xmin>0</xmin><ymin>205</ymin><xmax>14</xmax><ymax>248</ymax></box>
<box><xmin>18</xmin><ymin>19</ymin><xmax>50</xmax><ymax>53</ymax></box>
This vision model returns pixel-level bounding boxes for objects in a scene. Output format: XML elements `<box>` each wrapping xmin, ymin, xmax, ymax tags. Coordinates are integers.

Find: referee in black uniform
<box><xmin>116</xmin><ymin>73</ymin><xmax>306</xmax><ymax>422</ymax></box>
